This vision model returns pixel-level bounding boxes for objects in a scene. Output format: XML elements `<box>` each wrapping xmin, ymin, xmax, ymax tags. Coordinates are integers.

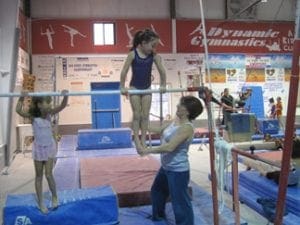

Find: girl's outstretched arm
<box><xmin>120</xmin><ymin>51</ymin><xmax>134</xmax><ymax>94</ymax></box>
<box><xmin>153</xmin><ymin>54</ymin><xmax>166</xmax><ymax>92</ymax></box>
<box><xmin>49</xmin><ymin>90</ymin><xmax>69</xmax><ymax>114</ymax></box>
<box><xmin>137</xmin><ymin>123</ymin><xmax>193</xmax><ymax>155</ymax></box>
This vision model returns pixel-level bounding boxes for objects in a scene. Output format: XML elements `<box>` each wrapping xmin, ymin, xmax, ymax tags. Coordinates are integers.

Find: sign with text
<box><xmin>176</xmin><ymin>20</ymin><xmax>294</xmax><ymax>53</ymax></box>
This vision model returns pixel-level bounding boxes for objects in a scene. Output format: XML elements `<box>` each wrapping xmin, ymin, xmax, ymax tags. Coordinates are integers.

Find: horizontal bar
<box><xmin>92</xmin><ymin>108</ymin><xmax>120</xmax><ymax>112</ymax></box>
<box><xmin>232</xmin><ymin>147</ymin><xmax>282</xmax><ymax>168</ymax></box>
<box><xmin>0</xmin><ymin>88</ymin><xmax>190</xmax><ymax>97</ymax></box>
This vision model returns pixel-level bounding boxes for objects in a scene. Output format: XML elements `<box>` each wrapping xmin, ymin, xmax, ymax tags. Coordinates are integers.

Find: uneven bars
<box><xmin>0</xmin><ymin>88</ymin><xmax>190</xmax><ymax>97</ymax></box>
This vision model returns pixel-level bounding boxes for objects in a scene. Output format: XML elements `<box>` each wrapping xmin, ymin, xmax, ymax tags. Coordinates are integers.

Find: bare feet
<box><xmin>141</xmin><ymin>137</ymin><xmax>147</xmax><ymax>148</ymax></box>
<box><xmin>38</xmin><ymin>203</ymin><xmax>48</xmax><ymax>214</ymax></box>
<box><xmin>52</xmin><ymin>196</ymin><xmax>59</xmax><ymax>210</ymax></box>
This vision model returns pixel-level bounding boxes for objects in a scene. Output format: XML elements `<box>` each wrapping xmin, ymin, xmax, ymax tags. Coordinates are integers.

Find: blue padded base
<box><xmin>4</xmin><ymin>186</ymin><xmax>119</xmax><ymax>225</ymax></box>
<box><xmin>239</xmin><ymin>170</ymin><xmax>300</xmax><ymax>217</ymax></box>
<box><xmin>257</xmin><ymin>118</ymin><xmax>279</xmax><ymax>134</ymax></box>
<box><xmin>118</xmin><ymin>182</ymin><xmax>247</xmax><ymax>225</ymax></box>
<box><xmin>77</xmin><ymin>128</ymin><xmax>132</xmax><ymax>150</ymax></box>
<box><xmin>54</xmin><ymin>157</ymin><xmax>80</xmax><ymax>191</ymax></box>
<box><xmin>225</xmin><ymin>172</ymin><xmax>300</xmax><ymax>225</ymax></box>
<box><xmin>233</xmin><ymin>184</ymin><xmax>300</xmax><ymax>225</ymax></box>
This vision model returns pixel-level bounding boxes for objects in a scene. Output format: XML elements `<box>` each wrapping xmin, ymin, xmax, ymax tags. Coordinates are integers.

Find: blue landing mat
<box><xmin>252</xmin><ymin>129</ymin><xmax>300</xmax><ymax>140</ymax></box>
<box><xmin>225</xmin><ymin>172</ymin><xmax>300</xmax><ymax>225</ymax></box>
<box><xmin>58</xmin><ymin>135</ymin><xmax>78</xmax><ymax>151</ymax></box>
<box><xmin>3</xmin><ymin>184</ymin><xmax>246</xmax><ymax>225</ymax></box>
<box><xmin>4</xmin><ymin>186</ymin><xmax>119</xmax><ymax>225</ymax></box>
<box><xmin>77</xmin><ymin>128</ymin><xmax>132</xmax><ymax>150</ymax></box>
<box><xmin>239</xmin><ymin>170</ymin><xmax>300</xmax><ymax>217</ymax></box>
<box><xmin>230</xmin><ymin>183</ymin><xmax>300</xmax><ymax>225</ymax></box>
<box><xmin>54</xmin><ymin>158</ymin><xmax>80</xmax><ymax>190</ymax></box>
<box><xmin>118</xmin><ymin>182</ymin><xmax>247</xmax><ymax>225</ymax></box>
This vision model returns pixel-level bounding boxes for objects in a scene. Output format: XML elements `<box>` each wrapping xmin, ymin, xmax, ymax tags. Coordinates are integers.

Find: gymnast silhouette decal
<box><xmin>40</xmin><ymin>25</ymin><xmax>55</xmax><ymax>49</ymax></box>
<box><xmin>61</xmin><ymin>25</ymin><xmax>87</xmax><ymax>47</ymax></box>
<box><xmin>125</xmin><ymin>24</ymin><xmax>165</xmax><ymax>48</ymax></box>
<box><xmin>150</xmin><ymin>24</ymin><xmax>165</xmax><ymax>46</ymax></box>
<box><xmin>125</xmin><ymin>23</ymin><xmax>134</xmax><ymax>47</ymax></box>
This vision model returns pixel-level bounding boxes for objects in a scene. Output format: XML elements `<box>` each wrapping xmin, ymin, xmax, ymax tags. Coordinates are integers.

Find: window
<box><xmin>93</xmin><ymin>23</ymin><xmax>115</xmax><ymax>45</ymax></box>
<box><xmin>150</xmin><ymin>84</ymin><xmax>172</xmax><ymax>121</ymax></box>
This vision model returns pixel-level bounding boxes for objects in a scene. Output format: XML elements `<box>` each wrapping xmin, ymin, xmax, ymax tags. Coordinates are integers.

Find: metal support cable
<box><xmin>198</xmin><ymin>1</ymin><xmax>219</xmax><ymax>224</ymax></box>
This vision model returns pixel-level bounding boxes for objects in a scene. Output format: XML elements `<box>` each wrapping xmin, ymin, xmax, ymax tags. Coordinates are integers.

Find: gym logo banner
<box><xmin>176</xmin><ymin>20</ymin><xmax>294</xmax><ymax>53</ymax></box>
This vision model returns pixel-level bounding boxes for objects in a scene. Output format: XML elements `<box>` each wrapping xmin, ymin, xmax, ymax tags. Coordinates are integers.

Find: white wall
<box><xmin>30</xmin><ymin>0</ymin><xmax>296</xmax><ymax>21</ymax></box>
<box><xmin>0</xmin><ymin>0</ymin><xmax>20</xmax><ymax>167</ymax></box>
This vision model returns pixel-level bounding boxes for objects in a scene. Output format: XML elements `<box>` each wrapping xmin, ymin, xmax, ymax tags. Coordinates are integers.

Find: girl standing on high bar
<box><xmin>120</xmin><ymin>28</ymin><xmax>166</xmax><ymax>147</ymax></box>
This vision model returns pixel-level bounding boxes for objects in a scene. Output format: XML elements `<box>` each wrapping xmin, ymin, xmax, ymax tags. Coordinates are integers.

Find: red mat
<box><xmin>256</xmin><ymin>151</ymin><xmax>282</xmax><ymax>161</ymax></box>
<box><xmin>194</xmin><ymin>127</ymin><xmax>209</xmax><ymax>138</ymax></box>
<box><xmin>80</xmin><ymin>155</ymin><xmax>160</xmax><ymax>207</ymax></box>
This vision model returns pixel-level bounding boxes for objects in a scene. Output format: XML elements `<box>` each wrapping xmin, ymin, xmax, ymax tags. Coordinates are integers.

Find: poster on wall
<box><xmin>245</xmin><ymin>55</ymin><xmax>270</xmax><ymax>82</ymax></box>
<box><xmin>60</xmin><ymin>56</ymin><xmax>125</xmax><ymax>80</ymax></box>
<box><xmin>16</xmin><ymin>48</ymin><xmax>30</xmax><ymax>86</ymax></box>
<box><xmin>55</xmin><ymin>56</ymin><xmax>127</xmax><ymax>124</ymax></box>
<box><xmin>270</xmin><ymin>54</ymin><xmax>292</xmax><ymax>82</ymax></box>
<box><xmin>206</xmin><ymin>54</ymin><xmax>245</xmax><ymax>84</ymax></box>
<box><xmin>178</xmin><ymin>54</ymin><xmax>204</xmax><ymax>88</ymax></box>
<box><xmin>32</xmin><ymin>55</ymin><xmax>55</xmax><ymax>92</ymax></box>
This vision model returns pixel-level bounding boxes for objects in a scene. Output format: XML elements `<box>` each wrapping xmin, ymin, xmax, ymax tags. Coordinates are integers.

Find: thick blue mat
<box><xmin>230</xmin><ymin>183</ymin><xmax>300</xmax><ymax>225</ymax></box>
<box><xmin>3</xmin><ymin>183</ymin><xmax>247</xmax><ymax>225</ymax></box>
<box><xmin>58</xmin><ymin>135</ymin><xmax>78</xmax><ymax>151</ymax></box>
<box><xmin>4</xmin><ymin>186</ymin><xmax>119</xmax><ymax>225</ymax></box>
<box><xmin>117</xmin><ymin>182</ymin><xmax>247</xmax><ymax>225</ymax></box>
<box><xmin>54</xmin><ymin>157</ymin><xmax>80</xmax><ymax>190</ymax></box>
<box><xmin>239</xmin><ymin>170</ymin><xmax>300</xmax><ymax>217</ymax></box>
<box><xmin>77</xmin><ymin>128</ymin><xmax>132</xmax><ymax>150</ymax></box>
<box><xmin>224</xmin><ymin>171</ymin><xmax>300</xmax><ymax>225</ymax></box>
<box><xmin>252</xmin><ymin>129</ymin><xmax>300</xmax><ymax>140</ymax></box>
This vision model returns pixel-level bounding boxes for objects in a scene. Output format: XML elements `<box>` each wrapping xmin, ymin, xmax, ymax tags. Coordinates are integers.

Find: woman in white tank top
<box><xmin>136</xmin><ymin>96</ymin><xmax>203</xmax><ymax>225</ymax></box>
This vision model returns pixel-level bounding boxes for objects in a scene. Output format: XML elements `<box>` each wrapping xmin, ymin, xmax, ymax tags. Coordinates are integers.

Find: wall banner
<box><xmin>31</xmin><ymin>19</ymin><xmax>172</xmax><ymax>54</ymax></box>
<box><xmin>176</xmin><ymin>20</ymin><xmax>294</xmax><ymax>53</ymax></box>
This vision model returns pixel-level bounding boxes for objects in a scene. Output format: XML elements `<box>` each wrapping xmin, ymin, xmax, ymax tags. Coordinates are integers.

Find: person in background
<box><xmin>16</xmin><ymin>90</ymin><xmax>68</xmax><ymax>214</ymax></box>
<box><xmin>136</xmin><ymin>96</ymin><xmax>203</xmax><ymax>225</ymax></box>
<box><xmin>275</xmin><ymin>96</ymin><xmax>284</xmax><ymax>130</ymax></box>
<box><xmin>267</xmin><ymin>97</ymin><xmax>276</xmax><ymax>119</ymax></box>
<box><xmin>220</xmin><ymin>88</ymin><xmax>237</xmax><ymax>127</ymax></box>
<box><xmin>120</xmin><ymin>28</ymin><xmax>166</xmax><ymax>147</ymax></box>
<box><xmin>237</xmin><ymin>88</ymin><xmax>252</xmax><ymax>112</ymax></box>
